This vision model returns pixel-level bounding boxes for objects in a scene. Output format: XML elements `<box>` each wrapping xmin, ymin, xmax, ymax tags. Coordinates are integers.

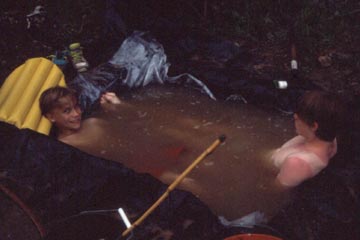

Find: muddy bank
<box><xmin>1</xmin><ymin>0</ymin><xmax>360</xmax><ymax>102</ymax></box>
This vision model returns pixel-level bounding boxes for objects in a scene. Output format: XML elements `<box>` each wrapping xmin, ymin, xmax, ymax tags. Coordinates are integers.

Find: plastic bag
<box><xmin>219</xmin><ymin>211</ymin><xmax>268</xmax><ymax>228</ymax></box>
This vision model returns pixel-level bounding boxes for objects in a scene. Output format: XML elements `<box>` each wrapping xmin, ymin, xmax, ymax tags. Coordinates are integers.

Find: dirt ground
<box><xmin>1</xmin><ymin>1</ymin><xmax>359</xmax><ymax>103</ymax></box>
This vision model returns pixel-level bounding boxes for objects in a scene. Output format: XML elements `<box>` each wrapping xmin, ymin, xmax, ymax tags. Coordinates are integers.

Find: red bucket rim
<box><xmin>224</xmin><ymin>233</ymin><xmax>283</xmax><ymax>240</ymax></box>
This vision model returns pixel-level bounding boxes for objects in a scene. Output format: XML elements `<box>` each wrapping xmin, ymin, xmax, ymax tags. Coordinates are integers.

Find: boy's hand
<box><xmin>100</xmin><ymin>92</ymin><xmax>122</xmax><ymax>105</ymax></box>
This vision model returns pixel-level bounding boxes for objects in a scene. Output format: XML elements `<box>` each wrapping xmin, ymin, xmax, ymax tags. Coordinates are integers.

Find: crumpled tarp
<box><xmin>69</xmin><ymin>31</ymin><xmax>216</xmax><ymax>115</ymax></box>
<box><xmin>268</xmin><ymin>166</ymin><xmax>360</xmax><ymax>240</ymax></box>
<box><xmin>0</xmin><ymin>121</ymin><xmax>253</xmax><ymax>240</ymax></box>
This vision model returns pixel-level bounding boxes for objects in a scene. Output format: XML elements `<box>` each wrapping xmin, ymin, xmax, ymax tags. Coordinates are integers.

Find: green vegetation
<box><xmin>201</xmin><ymin>1</ymin><xmax>359</xmax><ymax>48</ymax></box>
<box><xmin>1</xmin><ymin>0</ymin><xmax>359</xmax><ymax>91</ymax></box>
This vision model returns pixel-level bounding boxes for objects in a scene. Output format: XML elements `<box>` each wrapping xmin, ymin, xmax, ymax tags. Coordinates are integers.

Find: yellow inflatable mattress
<box><xmin>0</xmin><ymin>57</ymin><xmax>66</xmax><ymax>135</ymax></box>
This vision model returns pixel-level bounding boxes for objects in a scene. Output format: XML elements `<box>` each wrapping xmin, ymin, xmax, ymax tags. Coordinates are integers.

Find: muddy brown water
<box><xmin>72</xmin><ymin>84</ymin><xmax>294</xmax><ymax>220</ymax></box>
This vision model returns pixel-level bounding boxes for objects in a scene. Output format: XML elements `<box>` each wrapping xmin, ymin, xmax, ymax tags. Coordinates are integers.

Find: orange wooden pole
<box><xmin>122</xmin><ymin>135</ymin><xmax>226</xmax><ymax>237</ymax></box>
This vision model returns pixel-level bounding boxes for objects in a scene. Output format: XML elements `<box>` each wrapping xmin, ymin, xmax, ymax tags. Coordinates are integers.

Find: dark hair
<box><xmin>39</xmin><ymin>86</ymin><xmax>77</xmax><ymax>115</ymax></box>
<box><xmin>295</xmin><ymin>90</ymin><xmax>344</xmax><ymax>142</ymax></box>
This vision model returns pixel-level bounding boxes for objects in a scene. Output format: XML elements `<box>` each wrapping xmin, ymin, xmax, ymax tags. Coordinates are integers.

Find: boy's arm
<box><xmin>100</xmin><ymin>92</ymin><xmax>122</xmax><ymax>105</ymax></box>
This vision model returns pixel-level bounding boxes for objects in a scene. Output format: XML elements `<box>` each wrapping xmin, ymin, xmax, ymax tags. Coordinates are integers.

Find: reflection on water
<box><xmin>74</xmin><ymin>84</ymin><xmax>294</xmax><ymax>220</ymax></box>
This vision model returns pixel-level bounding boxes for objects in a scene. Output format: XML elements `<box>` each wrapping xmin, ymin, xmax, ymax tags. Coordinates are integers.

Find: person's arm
<box><xmin>275</xmin><ymin>157</ymin><xmax>313</xmax><ymax>188</ymax></box>
<box><xmin>99</xmin><ymin>92</ymin><xmax>122</xmax><ymax>112</ymax></box>
<box><xmin>100</xmin><ymin>92</ymin><xmax>122</xmax><ymax>104</ymax></box>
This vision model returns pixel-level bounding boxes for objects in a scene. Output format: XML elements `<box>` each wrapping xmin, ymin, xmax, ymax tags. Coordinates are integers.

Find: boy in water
<box><xmin>39</xmin><ymin>86</ymin><xmax>121</xmax><ymax>143</ymax></box>
<box><xmin>271</xmin><ymin>90</ymin><xmax>344</xmax><ymax>188</ymax></box>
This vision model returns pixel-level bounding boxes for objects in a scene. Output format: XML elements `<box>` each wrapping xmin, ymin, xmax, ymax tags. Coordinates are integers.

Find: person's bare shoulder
<box><xmin>58</xmin><ymin>117</ymin><xmax>107</xmax><ymax>147</ymax></box>
<box><xmin>276</xmin><ymin>157</ymin><xmax>313</xmax><ymax>188</ymax></box>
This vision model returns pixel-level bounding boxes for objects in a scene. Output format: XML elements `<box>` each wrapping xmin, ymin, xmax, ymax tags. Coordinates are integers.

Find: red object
<box><xmin>144</xmin><ymin>145</ymin><xmax>186</xmax><ymax>177</ymax></box>
<box><xmin>163</xmin><ymin>145</ymin><xmax>185</xmax><ymax>159</ymax></box>
<box><xmin>224</xmin><ymin>233</ymin><xmax>283</xmax><ymax>240</ymax></box>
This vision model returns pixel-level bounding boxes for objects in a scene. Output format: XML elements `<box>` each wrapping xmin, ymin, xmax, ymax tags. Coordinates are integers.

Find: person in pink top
<box><xmin>272</xmin><ymin>90</ymin><xmax>344</xmax><ymax>188</ymax></box>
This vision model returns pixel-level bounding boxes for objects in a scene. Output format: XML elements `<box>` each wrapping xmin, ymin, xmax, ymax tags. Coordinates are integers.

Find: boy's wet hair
<box><xmin>295</xmin><ymin>90</ymin><xmax>345</xmax><ymax>142</ymax></box>
<box><xmin>39</xmin><ymin>86</ymin><xmax>77</xmax><ymax>115</ymax></box>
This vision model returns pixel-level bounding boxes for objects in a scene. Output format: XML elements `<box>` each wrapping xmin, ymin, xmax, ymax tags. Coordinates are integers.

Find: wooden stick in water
<box><xmin>122</xmin><ymin>135</ymin><xmax>226</xmax><ymax>237</ymax></box>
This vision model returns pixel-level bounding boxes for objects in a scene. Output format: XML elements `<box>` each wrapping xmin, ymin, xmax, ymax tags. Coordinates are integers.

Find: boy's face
<box><xmin>46</xmin><ymin>96</ymin><xmax>82</xmax><ymax>133</ymax></box>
